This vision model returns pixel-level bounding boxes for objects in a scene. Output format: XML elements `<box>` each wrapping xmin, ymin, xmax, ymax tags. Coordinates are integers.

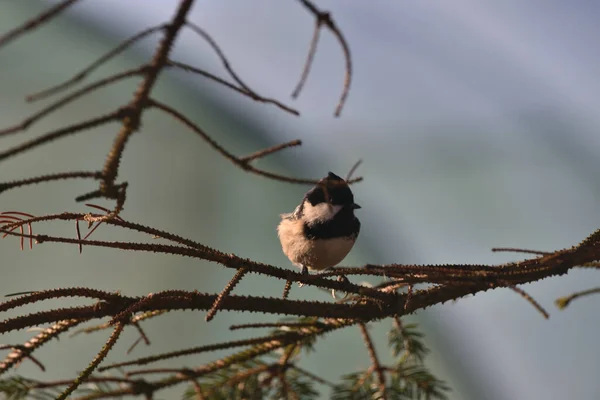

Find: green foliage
<box><xmin>332</xmin><ymin>364</ymin><xmax>449</xmax><ymax>400</ymax></box>
<box><xmin>332</xmin><ymin>321</ymin><xmax>449</xmax><ymax>400</ymax></box>
<box><xmin>0</xmin><ymin>376</ymin><xmax>68</xmax><ymax>400</ymax></box>
<box><xmin>183</xmin><ymin>359</ymin><xmax>320</xmax><ymax>400</ymax></box>
<box><xmin>0</xmin><ymin>376</ymin><xmax>32</xmax><ymax>400</ymax></box>
<box><xmin>1</xmin><ymin>319</ymin><xmax>447</xmax><ymax>400</ymax></box>
<box><xmin>269</xmin><ymin>317</ymin><xmax>323</xmax><ymax>354</ymax></box>
<box><xmin>388</xmin><ymin>322</ymin><xmax>429</xmax><ymax>363</ymax></box>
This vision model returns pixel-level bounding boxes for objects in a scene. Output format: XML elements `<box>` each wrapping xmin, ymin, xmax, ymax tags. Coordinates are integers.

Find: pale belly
<box><xmin>277</xmin><ymin>218</ymin><xmax>356</xmax><ymax>270</ymax></box>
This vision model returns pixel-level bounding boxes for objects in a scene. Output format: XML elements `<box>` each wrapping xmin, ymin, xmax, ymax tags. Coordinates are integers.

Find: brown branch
<box><xmin>206</xmin><ymin>268</ymin><xmax>248</xmax><ymax>321</ymax></box>
<box><xmin>57</xmin><ymin>322</ymin><xmax>125</xmax><ymax>400</ymax></box>
<box><xmin>358</xmin><ymin>323</ymin><xmax>386</xmax><ymax>399</ymax></box>
<box><xmin>23</xmin><ymin>232</ymin><xmax>391</xmax><ymax>300</ymax></box>
<box><xmin>346</xmin><ymin>159</ymin><xmax>363</xmax><ymax>181</ymax></box>
<box><xmin>282</xmin><ymin>281</ymin><xmax>294</xmax><ymax>301</ymax></box>
<box><xmin>296</xmin><ymin>0</ymin><xmax>352</xmax><ymax>116</ymax></box>
<box><xmin>229</xmin><ymin>321</ymin><xmax>323</xmax><ymax>331</ymax></box>
<box><xmin>28</xmin><ymin>376</ymin><xmax>135</xmax><ymax>390</ymax></box>
<box><xmin>504</xmin><ymin>283</ymin><xmax>549</xmax><ymax>319</ymax></box>
<box><xmin>100</xmin><ymin>0</ymin><xmax>195</xmax><ymax>196</ymax></box>
<box><xmin>88</xmin><ymin>319</ymin><xmax>353</xmax><ymax>399</ymax></box>
<box><xmin>148</xmin><ymin>98</ymin><xmax>362</xmax><ymax>185</ymax></box>
<box><xmin>185</xmin><ymin>21</ymin><xmax>255</xmax><ymax>94</ymax></box>
<box><xmin>0</xmin><ymin>318</ymin><xmax>84</xmax><ymax>375</ymax></box>
<box><xmin>99</xmin><ymin>332</ymin><xmax>303</xmax><ymax>371</ymax></box>
<box><xmin>0</xmin><ymin>0</ymin><xmax>79</xmax><ymax>49</ymax></box>
<box><xmin>168</xmin><ymin>60</ymin><xmax>300</xmax><ymax>115</ymax></box>
<box><xmin>556</xmin><ymin>287</ymin><xmax>600</xmax><ymax>309</ymax></box>
<box><xmin>492</xmin><ymin>247</ymin><xmax>551</xmax><ymax>255</ymax></box>
<box><xmin>0</xmin><ymin>287</ymin><xmax>125</xmax><ymax>313</ymax></box>
<box><xmin>0</xmin><ymin>171</ymin><xmax>102</xmax><ymax>194</ymax></box>
<box><xmin>0</xmin><ymin>110</ymin><xmax>124</xmax><ymax>163</ymax></box>
<box><xmin>1</xmin><ymin>211</ymin><xmax>593</xmax><ymax>298</ymax></box>
<box><xmin>128</xmin><ymin>322</ymin><xmax>151</xmax><ymax>354</ymax></box>
<box><xmin>27</xmin><ymin>25</ymin><xmax>167</xmax><ymax>102</ymax></box>
<box><xmin>240</xmin><ymin>140</ymin><xmax>302</xmax><ymax>163</ymax></box>
<box><xmin>0</xmin><ymin>291</ymin><xmax>389</xmax><ymax>335</ymax></box>
<box><xmin>291</xmin><ymin>15</ymin><xmax>321</xmax><ymax>99</ymax></box>
<box><xmin>0</xmin><ymin>67</ymin><xmax>144</xmax><ymax>137</ymax></box>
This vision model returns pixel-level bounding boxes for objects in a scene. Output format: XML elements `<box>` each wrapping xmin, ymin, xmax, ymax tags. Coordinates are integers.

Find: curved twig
<box><xmin>27</xmin><ymin>25</ymin><xmax>167</xmax><ymax>102</ymax></box>
<box><xmin>296</xmin><ymin>0</ymin><xmax>352</xmax><ymax>116</ymax></box>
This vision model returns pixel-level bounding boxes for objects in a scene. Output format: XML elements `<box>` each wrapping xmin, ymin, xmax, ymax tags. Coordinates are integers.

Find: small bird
<box><xmin>277</xmin><ymin>172</ymin><xmax>361</xmax><ymax>278</ymax></box>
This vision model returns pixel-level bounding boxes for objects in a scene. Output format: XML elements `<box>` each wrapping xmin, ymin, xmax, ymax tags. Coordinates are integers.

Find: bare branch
<box><xmin>100</xmin><ymin>0</ymin><xmax>195</xmax><ymax>196</ymax></box>
<box><xmin>169</xmin><ymin>60</ymin><xmax>300</xmax><ymax>115</ymax></box>
<box><xmin>0</xmin><ymin>110</ymin><xmax>123</xmax><ymax>163</ymax></box>
<box><xmin>492</xmin><ymin>247</ymin><xmax>551</xmax><ymax>255</ymax></box>
<box><xmin>240</xmin><ymin>140</ymin><xmax>303</xmax><ymax>163</ymax></box>
<box><xmin>296</xmin><ymin>0</ymin><xmax>352</xmax><ymax>116</ymax></box>
<box><xmin>229</xmin><ymin>321</ymin><xmax>323</xmax><ymax>331</ymax></box>
<box><xmin>291</xmin><ymin>16</ymin><xmax>321</xmax><ymax>99</ymax></box>
<box><xmin>149</xmin><ymin>98</ymin><xmax>362</xmax><ymax>185</ymax></box>
<box><xmin>0</xmin><ymin>0</ymin><xmax>79</xmax><ymax>49</ymax></box>
<box><xmin>556</xmin><ymin>287</ymin><xmax>600</xmax><ymax>309</ymax></box>
<box><xmin>57</xmin><ymin>322</ymin><xmax>124</xmax><ymax>400</ymax></box>
<box><xmin>504</xmin><ymin>284</ymin><xmax>549</xmax><ymax>319</ymax></box>
<box><xmin>185</xmin><ymin>21</ymin><xmax>255</xmax><ymax>94</ymax></box>
<box><xmin>206</xmin><ymin>268</ymin><xmax>248</xmax><ymax>321</ymax></box>
<box><xmin>0</xmin><ymin>68</ymin><xmax>143</xmax><ymax>137</ymax></box>
<box><xmin>0</xmin><ymin>171</ymin><xmax>102</xmax><ymax>194</ymax></box>
<box><xmin>27</xmin><ymin>25</ymin><xmax>167</xmax><ymax>102</ymax></box>
<box><xmin>282</xmin><ymin>280</ymin><xmax>293</xmax><ymax>300</ymax></box>
<box><xmin>0</xmin><ymin>319</ymin><xmax>84</xmax><ymax>375</ymax></box>
<box><xmin>99</xmin><ymin>332</ymin><xmax>302</xmax><ymax>371</ymax></box>
<box><xmin>358</xmin><ymin>323</ymin><xmax>386</xmax><ymax>399</ymax></box>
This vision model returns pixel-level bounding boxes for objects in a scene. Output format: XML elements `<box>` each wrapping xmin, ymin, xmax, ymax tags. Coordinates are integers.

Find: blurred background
<box><xmin>1</xmin><ymin>1</ymin><xmax>600</xmax><ymax>399</ymax></box>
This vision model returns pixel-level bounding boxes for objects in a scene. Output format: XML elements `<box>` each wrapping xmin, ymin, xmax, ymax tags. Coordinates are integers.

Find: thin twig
<box><xmin>27</xmin><ymin>25</ymin><xmax>167</xmax><ymax>102</ymax></box>
<box><xmin>282</xmin><ymin>280</ymin><xmax>293</xmax><ymax>300</ymax></box>
<box><xmin>205</xmin><ymin>268</ymin><xmax>248</xmax><ymax>321</ymax></box>
<box><xmin>346</xmin><ymin>159</ymin><xmax>363</xmax><ymax>181</ymax></box>
<box><xmin>149</xmin><ymin>98</ymin><xmax>362</xmax><ymax>185</ymax></box>
<box><xmin>100</xmin><ymin>0</ymin><xmax>195</xmax><ymax>196</ymax></box>
<box><xmin>358</xmin><ymin>323</ymin><xmax>386</xmax><ymax>399</ymax></box>
<box><xmin>185</xmin><ymin>22</ymin><xmax>255</xmax><ymax>94</ymax></box>
<box><xmin>491</xmin><ymin>247</ymin><xmax>551</xmax><ymax>255</ymax></box>
<box><xmin>0</xmin><ymin>319</ymin><xmax>84</xmax><ymax>375</ymax></box>
<box><xmin>0</xmin><ymin>171</ymin><xmax>102</xmax><ymax>194</ymax></box>
<box><xmin>56</xmin><ymin>322</ymin><xmax>125</xmax><ymax>400</ymax></box>
<box><xmin>0</xmin><ymin>0</ymin><xmax>79</xmax><ymax>49</ymax></box>
<box><xmin>555</xmin><ymin>287</ymin><xmax>600</xmax><ymax>310</ymax></box>
<box><xmin>169</xmin><ymin>60</ymin><xmax>299</xmax><ymax>116</ymax></box>
<box><xmin>0</xmin><ymin>68</ymin><xmax>143</xmax><ymax>137</ymax></box>
<box><xmin>240</xmin><ymin>140</ymin><xmax>302</xmax><ymax>163</ymax></box>
<box><xmin>98</xmin><ymin>332</ymin><xmax>302</xmax><ymax>372</ymax></box>
<box><xmin>504</xmin><ymin>283</ymin><xmax>549</xmax><ymax>319</ymax></box>
<box><xmin>296</xmin><ymin>0</ymin><xmax>353</xmax><ymax>116</ymax></box>
<box><xmin>229</xmin><ymin>321</ymin><xmax>323</xmax><ymax>331</ymax></box>
<box><xmin>0</xmin><ymin>110</ymin><xmax>124</xmax><ymax>162</ymax></box>
<box><xmin>291</xmin><ymin>17</ymin><xmax>321</xmax><ymax>99</ymax></box>
<box><xmin>127</xmin><ymin>322</ymin><xmax>151</xmax><ymax>354</ymax></box>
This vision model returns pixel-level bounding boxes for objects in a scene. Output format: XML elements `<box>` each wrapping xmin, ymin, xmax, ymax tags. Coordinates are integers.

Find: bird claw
<box><xmin>331</xmin><ymin>275</ymin><xmax>349</xmax><ymax>299</ymax></box>
<box><xmin>297</xmin><ymin>265</ymin><xmax>309</xmax><ymax>288</ymax></box>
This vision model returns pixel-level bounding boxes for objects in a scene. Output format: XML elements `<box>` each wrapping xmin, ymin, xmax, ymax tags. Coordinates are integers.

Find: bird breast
<box><xmin>277</xmin><ymin>218</ymin><xmax>356</xmax><ymax>270</ymax></box>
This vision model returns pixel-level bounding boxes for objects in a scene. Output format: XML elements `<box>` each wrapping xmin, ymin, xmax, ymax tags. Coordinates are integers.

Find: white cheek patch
<box><xmin>302</xmin><ymin>201</ymin><xmax>342</xmax><ymax>223</ymax></box>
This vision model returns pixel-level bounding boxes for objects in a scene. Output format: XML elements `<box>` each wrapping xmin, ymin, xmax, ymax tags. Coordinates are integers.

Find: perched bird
<box><xmin>277</xmin><ymin>172</ymin><xmax>361</xmax><ymax>277</ymax></box>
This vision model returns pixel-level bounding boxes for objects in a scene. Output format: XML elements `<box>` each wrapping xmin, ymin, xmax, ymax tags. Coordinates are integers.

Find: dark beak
<box><xmin>352</xmin><ymin>203</ymin><xmax>361</xmax><ymax>210</ymax></box>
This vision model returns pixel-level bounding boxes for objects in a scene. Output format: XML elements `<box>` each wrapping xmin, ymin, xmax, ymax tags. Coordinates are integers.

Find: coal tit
<box><xmin>277</xmin><ymin>172</ymin><xmax>361</xmax><ymax>277</ymax></box>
